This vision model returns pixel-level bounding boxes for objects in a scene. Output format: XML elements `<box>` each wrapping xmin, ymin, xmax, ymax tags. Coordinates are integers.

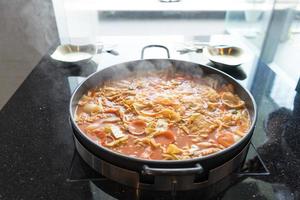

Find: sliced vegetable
<box><xmin>101</xmin><ymin>116</ymin><xmax>121</xmax><ymax>123</ymax></box>
<box><xmin>154</xmin><ymin>130</ymin><xmax>175</xmax><ymax>145</ymax></box>
<box><xmin>179</xmin><ymin>125</ymin><xmax>189</xmax><ymax>134</ymax></box>
<box><xmin>159</xmin><ymin>109</ymin><xmax>181</xmax><ymax>122</ymax></box>
<box><xmin>145</xmin><ymin>121</ymin><xmax>156</xmax><ymax>135</ymax></box>
<box><xmin>128</xmin><ymin>120</ymin><xmax>147</xmax><ymax>135</ymax></box>
<box><xmin>197</xmin><ymin>142</ymin><xmax>215</xmax><ymax>148</ymax></box>
<box><xmin>101</xmin><ymin>135</ymin><xmax>114</xmax><ymax>145</ymax></box>
<box><xmin>221</xmin><ymin>92</ymin><xmax>245</xmax><ymax>108</ymax></box>
<box><xmin>197</xmin><ymin>147</ymin><xmax>221</xmax><ymax>156</ymax></box>
<box><xmin>78</xmin><ymin>95</ymin><xmax>93</xmax><ymax>105</ymax></box>
<box><xmin>85</xmin><ymin>123</ymin><xmax>100</xmax><ymax>131</ymax></box>
<box><xmin>83</xmin><ymin>103</ymin><xmax>103</xmax><ymax>113</ymax></box>
<box><xmin>166</xmin><ymin>144</ymin><xmax>182</xmax><ymax>154</ymax></box>
<box><xmin>162</xmin><ymin>153</ymin><xmax>178</xmax><ymax>160</ymax></box>
<box><xmin>140</xmin><ymin>110</ymin><xmax>159</xmax><ymax>117</ymax></box>
<box><xmin>134</xmin><ymin>137</ymin><xmax>151</xmax><ymax>146</ymax></box>
<box><xmin>235</xmin><ymin>130</ymin><xmax>246</xmax><ymax>137</ymax></box>
<box><xmin>104</xmin><ymin>108</ymin><xmax>119</xmax><ymax>114</ymax></box>
<box><xmin>137</xmin><ymin>115</ymin><xmax>154</xmax><ymax>122</ymax></box>
<box><xmin>187</xmin><ymin>113</ymin><xmax>217</xmax><ymax>134</ymax></box>
<box><xmin>133</xmin><ymin>103</ymin><xmax>158</xmax><ymax>117</ymax></box>
<box><xmin>217</xmin><ymin>132</ymin><xmax>235</xmax><ymax>147</ymax></box>
<box><xmin>208</xmin><ymin>90</ymin><xmax>220</xmax><ymax>103</ymax></box>
<box><xmin>154</xmin><ymin>96</ymin><xmax>178</xmax><ymax>106</ymax></box>
<box><xmin>187</xmin><ymin>114</ymin><xmax>201</xmax><ymax>125</ymax></box>
<box><xmin>232</xmin><ymin>134</ymin><xmax>241</xmax><ymax>142</ymax></box>
<box><xmin>156</xmin><ymin>119</ymin><xmax>168</xmax><ymax>132</ymax></box>
<box><xmin>123</xmin><ymin>96</ymin><xmax>135</xmax><ymax>106</ymax></box>
<box><xmin>110</xmin><ymin>125</ymin><xmax>125</xmax><ymax>139</ymax></box>
<box><xmin>150</xmin><ymin>138</ymin><xmax>160</xmax><ymax>148</ymax></box>
<box><xmin>103</xmin><ymin>125</ymin><xmax>112</xmax><ymax>134</ymax></box>
<box><xmin>104</xmin><ymin>135</ymin><xmax>129</xmax><ymax>147</ymax></box>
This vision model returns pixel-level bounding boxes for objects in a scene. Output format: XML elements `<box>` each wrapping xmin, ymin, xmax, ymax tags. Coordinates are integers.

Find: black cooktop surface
<box><xmin>0</xmin><ymin>50</ymin><xmax>299</xmax><ymax>199</ymax></box>
<box><xmin>67</xmin><ymin>140</ymin><xmax>268</xmax><ymax>200</ymax></box>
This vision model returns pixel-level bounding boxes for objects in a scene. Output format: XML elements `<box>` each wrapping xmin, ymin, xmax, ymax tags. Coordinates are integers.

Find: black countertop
<box><xmin>0</xmin><ymin>53</ymin><xmax>300</xmax><ymax>200</ymax></box>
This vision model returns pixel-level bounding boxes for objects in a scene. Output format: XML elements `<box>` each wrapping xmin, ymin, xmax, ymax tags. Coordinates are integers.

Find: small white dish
<box><xmin>50</xmin><ymin>43</ymin><xmax>118</xmax><ymax>64</ymax></box>
<box><xmin>203</xmin><ymin>45</ymin><xmax>248</xmax><ymax>68</ymax></box>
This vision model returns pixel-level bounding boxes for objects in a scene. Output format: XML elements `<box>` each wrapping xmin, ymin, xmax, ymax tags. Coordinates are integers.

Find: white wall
<box><xmin>0</xmin><ymin>0</ymin><xmax>58</xmax><ymax>109</ymax></box>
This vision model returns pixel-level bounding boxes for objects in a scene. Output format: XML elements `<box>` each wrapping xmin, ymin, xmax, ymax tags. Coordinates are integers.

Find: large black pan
<box><xmin>69</xmin><ymin>45</ymin><xmax>257</xmax><ymax>179</ymax></box>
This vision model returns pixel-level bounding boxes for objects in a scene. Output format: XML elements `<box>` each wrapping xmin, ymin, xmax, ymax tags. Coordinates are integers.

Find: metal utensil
<box><xmin>50</xmin><ymin>43</ymin><xmax>119</xmax><ymax>63</ymax></box>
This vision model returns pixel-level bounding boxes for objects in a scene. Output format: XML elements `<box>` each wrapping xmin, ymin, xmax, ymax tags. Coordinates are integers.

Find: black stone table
<box><xmin>0</xmin><ymin>54</ymin><xmax>299</xmax><ymax>200</ymax></box>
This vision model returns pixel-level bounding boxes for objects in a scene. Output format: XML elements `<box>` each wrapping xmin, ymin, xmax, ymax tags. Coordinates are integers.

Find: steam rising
<box><xmin>72</xmin><ymin>58</ymin><xmax>255</xmax><ymax>131</ymax></box>
<box><xmin>80</xmin><ymin>59</ymin><xmax>230</xmax><ymax>95</ymax></box>
<box><xmin>124</xmin><ymin>60</ymin><xmax>228</xmax><ymax>90</ymax></box>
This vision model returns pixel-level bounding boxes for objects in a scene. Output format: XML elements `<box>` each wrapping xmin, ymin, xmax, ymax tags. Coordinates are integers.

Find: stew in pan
<box><xmin>75</xmin><ymin>70</ymin><xmax>250</xmax><ymax>160</ymax></box>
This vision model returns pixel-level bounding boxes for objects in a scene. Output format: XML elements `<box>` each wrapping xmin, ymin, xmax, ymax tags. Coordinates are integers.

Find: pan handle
<box><xmin>142</xmin><ymin>163</ymin><xmax>203</xmax><ymax>176</ymax></box>
<box><xmin>141</xmin><ymin>45</ymin><xmax>170</xmax><ymax>59</ymax></box>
